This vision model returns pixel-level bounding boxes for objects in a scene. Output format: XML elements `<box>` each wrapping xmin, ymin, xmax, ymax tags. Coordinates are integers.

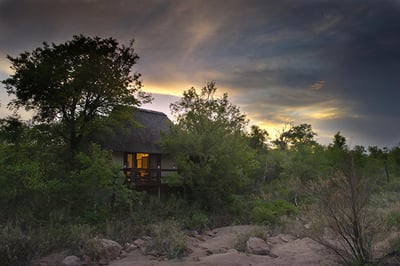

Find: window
<box><xmin>136</xmin><ymin>153</ymin><xmax>149</xmax><ymax>169</ymax></box>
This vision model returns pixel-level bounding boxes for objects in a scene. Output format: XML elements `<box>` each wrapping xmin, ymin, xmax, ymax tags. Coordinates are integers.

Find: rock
<box><xmin>209</xmin><ymin>247</ymin><xmax>228</xmax><ymax>254</ymax></box>
<box><xmin>60</xmin><ymin>255</ymin><xmax>80</xmax><ymax>266</ymax></box>
<box><xmin>280</xmin><ymin>235</ymin><xmax>289</xmax><ymax>242</ymax></box>
<box><xmin>205</xmin><ymin>230</ymin><xmax>217</xmax><ymax>237</ymax></box>
<box><xmin>133</xmin><ymin>238</ymin><xmax>146</xmax><ymax>253</ymax></box>
<box><xmin>124</xmin><ymin>243</ymin><xmax>138</xmax><ymax>253</ymax></box>
<box><xmin>120</xmin><ymin>250</ymin><xmax>128</xmax><ymax>258</ymax></box>
<box><xmin>246</xmin><ymin>237</ymin><xmax>275</xmax><ymax>256</ymax></box>
<box><xmin>304</xmin><ymin>223</ymin><xmax>312</xmax><ymax>229</ymax></box>
<box><xmin>101</xmin><ymin>238</ymin><xmax>123</xmax><ymax>261</ymax></box>
<box><xmin>183</xmin><ymin>230</ymin><xmax>199</xmax><ymax>237</ymax></box>
<box><xmin>196</xmin><ymin>235</ymin><xmax>206</xmax><ymax>241</ymax></box>
<box><xmin>133</xmin><ymin>238</ymin><xmax>145</xmax><ymax>247</ymax></box>
<box><xmin>98</xmin><ymin>258</ymin><xmax>109</xmax><ymax>265</ymax></box>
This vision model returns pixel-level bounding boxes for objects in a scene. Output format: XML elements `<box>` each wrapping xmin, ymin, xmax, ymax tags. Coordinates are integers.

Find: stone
<box><xmin>98</xmin><ymin>258</ymin><xmax>109</xmax><ymax>265</ymax></box>
<box><xmin>60</xmin><ymin>255</ymin><xmax>80</xmax><ymax>266</ymax></box>
<box><xmin>133</xmin><ymin>238</ymin><xmax>146</xmax><ymax>253</ymax></box>
<box><xmin>100</xmin><ymin>238</ymin><xmax>123</xmax><ymax>261</ymax></box>
<box><xmin>246</xmin><ymin>237</ymin><xmax>273</xmax><ymax>256</ymax></box>
<box><xmin>124</xmin><ymin>243</ymin><xmax>138</xmax><ymax>253</ymax></box>
<box><xmin>119</xmin><ymin>250</ymin><xmax>128</xmax><ymax>258</ymax></box>
<box><xmin>280</xmin><ymin>236</ymin><xmax>289</xmax><ymax>242</ymax></box>
<box><xmin>209</xmin><ymin>247</ymin><xmax>228</xmax><ymax>254</ymax></box>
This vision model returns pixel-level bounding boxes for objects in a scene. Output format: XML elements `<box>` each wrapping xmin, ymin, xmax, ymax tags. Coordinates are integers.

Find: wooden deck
<box><xmin>123</xmin><ymin>167</ymin><xmax>178</xmax><ymax>186</ymax></box>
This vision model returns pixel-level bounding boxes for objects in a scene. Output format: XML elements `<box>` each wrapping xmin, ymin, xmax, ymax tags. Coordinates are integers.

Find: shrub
<box><xmin>145</xmin><ymin>220</ymin><xmax>187</xmax><ymax>259</ymax></box>
<box><xmin>0</xmin><ymin>222</ymin><xmax>92</xmax><ymax>266</ymax></box>
<box><xmin>83</xmin><ymin>237</ymin><xmax>103</xmax><ymax>262</ymax></box>
<box><xmin>0</xmin><ymin>224</ymin><xmax>33</xmax><ymax>266</ymax></box>
<box><xmin>309</xmin><ymin>171</ymin><xmax>379</xmax><ymax>265</ymax></box>
<box><xmin>228</xmin><ymin>195</ymin><xmax>254</xmax><ymax>224</ymax></box>
<box><xmin>184</xmin><ymin>211</ymin><xmax>209</xmax><ymax>233</ymax></box>
<box><xmin>104</xmin><ymin>218</ymin><xmax>151</xmax><ymax>244</ymax></box>
<box><xmin>251</xmin><ymin>199</ymin><xmax>297</xmax><ymax>225</ymax></box>
<box><xmin>387</xmin><ymin>211</ymin><xmax>400</xmax><ymax>229</ymax></box>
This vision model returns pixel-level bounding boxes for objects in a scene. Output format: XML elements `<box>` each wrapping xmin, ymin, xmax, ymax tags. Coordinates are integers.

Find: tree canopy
<box><xmin>163</xmin><ymin>82</ymin><xmax>258</xmax><ymax>211</ymax></box>
<box><xmin>273</xmin><ymin>123</ymin><xmax>317</xmax><ymax>150</ymax></box>
<box><xmin>2</xmin><ymin>35</ymin><xmax>151</xmax><ymax>153</ymax></box>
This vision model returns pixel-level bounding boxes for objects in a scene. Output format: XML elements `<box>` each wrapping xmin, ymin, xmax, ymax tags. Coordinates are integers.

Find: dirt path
<box><xmin>110</xmin><ymin>225</ymin><xmax>339</xmax><ymax>266</ymax></box>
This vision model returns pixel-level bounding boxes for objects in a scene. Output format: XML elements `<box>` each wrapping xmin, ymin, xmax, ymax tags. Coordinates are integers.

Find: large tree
<box><xmin>2</xmin><ymin>35</ymin><xmax>151</xmax><ymax>153</ymax></box>
<box><xmin>163</xmin><ymin>82</ymin><xmax>259</xmax><ymax>211</ymax></box>
<box><xmin>273</xmin><ymin>123</ymin><xmax>317</xmax><ymax>150</ymax></box>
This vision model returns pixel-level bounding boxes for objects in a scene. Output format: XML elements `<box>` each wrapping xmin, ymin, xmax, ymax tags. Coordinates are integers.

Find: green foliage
<box><xmin>146</xmin><ymin>220</ymin><xmax>187</xmax><ymax>259</ymax></box>
<box><xmin>184</xmin><ymin>211</ymin><xmax>209</xmax><ymax>233</ymax></box>
<box><xmin>163</xmin><ymin>82</ymin><xmax>259</xmax><ymax>212</ymax></box>
<box><xmin>386</xmin><ymin>211</ymin><xmax>400</xmax><ymax>228</ymax></box>
<box><xmin>0</xmin><ymin>223</ymin><xmax>92</xmax><ymax>266</ymax></box>
<box><xmin>0</xmin><ymin>224</ymin><xmax>32</xmax><ymax>266</ymax></box>
<box><xmin>280</xmin><ymin>144</ymin><xmax>328</xmax><ymax>183</ymax></box>
<box><xmin>251</xmin><ymin>199</ymin><xmax>297</xmax><ymax>225</ymax></box>
<box><xmin>273</xmin><ymin>123</ymin><xmax>317</xmax><ymax>150</ymax></box>
<box><xmin>65</xmin><ymin>143</ymin><xmax>130</xmax><ymax>222</ymax></box>
<box><xmin>384</xmin><ymin>178</ymin><xmax>400</xmax><ymax>193</ymax></box>
<box><xmin>104</xmin><ymin>218</ymin><xmax>151</xmax><ymax>245</ymax></box>
<box><xmin>84</xmin><ymin>237</ymin><xmax>103</xmax><ymax>262</ymax></box>
<box><xmin>165</xmin><ymin>172</ymin><xmax>185</xmax><ymax>186</ymax></box>
<box><xmin>228</xmin><ymin>195</ymin><xmax>255</xmax><ymax>224</ymax></box>
<box><xmin>3</xmin><ymin>35</ymin><xmax>151</xmax><ymax>153</ymax></box>
<box><xmin>247</xmin><ymin>125</ymin><xmax>269</xmax><ymax>151</ymax></box>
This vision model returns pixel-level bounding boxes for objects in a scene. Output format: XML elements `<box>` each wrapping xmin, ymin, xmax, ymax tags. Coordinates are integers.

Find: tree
<box><xmin>2</xmin><ymin>35</ymin><xmax>151</xmax><ymax>154</ymax></box>
<box><xmin>273</xmin><ymin>123</ymin><xmax>317</xmax><ymax>150</ymax></box>
<box><xmin>248</xmin><ymin>125</ymin><xmax>269</xmax><ymax>151</ymax></box>
<box><xmin>163</xmin><ymin>82</ymin><xmax>259</xmax><ymax>212</ymax></box>
<box><xmin>331</xmin><ymin>131</ymin><xmax>347</xmax><ymax>150</ymax></box>
<box><xmin>0</xmin><ymin>115</ymin><xmax>26</xmax><ymax>150</ymax></box>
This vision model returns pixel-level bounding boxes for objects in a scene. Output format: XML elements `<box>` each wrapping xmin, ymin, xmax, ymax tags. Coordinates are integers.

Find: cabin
<box><xmin>107</xmin><ymin>109</ymin><xmax>177</xmax><ymax>192</ymax></box>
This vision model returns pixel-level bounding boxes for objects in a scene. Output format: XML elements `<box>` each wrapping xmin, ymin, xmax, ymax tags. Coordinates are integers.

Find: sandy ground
<box><xmin>110</xmin><ymin>225</ymin><xmax>339</xmax><ymax>266</ymax></box>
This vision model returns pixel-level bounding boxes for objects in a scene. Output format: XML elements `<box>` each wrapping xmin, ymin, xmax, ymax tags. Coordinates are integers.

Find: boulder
<box><xmin>60</xmin><ymin>255</ymin><xmax>80</xmax><ymax>266</ymax></box>
<box><xmin>133</xmin><ymin>238</ymin><xmax>146</xmax><ymax>253</ymax></box>
<box><xmin>246</xmin><ymin>237</ymin><xmax>275</xmax><ymax>256</ymax></box>
<box><xmin>100</xmin><ymin>238</ymin><xmax>123</xmax><ymax>261</ymax></box>
<box><xmin>124</xmin><ymin>243</ymin><xmax>138</xmax><ymax>253</ymax></box>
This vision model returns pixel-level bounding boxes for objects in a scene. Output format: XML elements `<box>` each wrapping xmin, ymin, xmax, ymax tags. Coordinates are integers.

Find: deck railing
<box><xmin>123</xmin><ymin>167</ymin><xmax>178</xmax><ymax>186</ymax></box>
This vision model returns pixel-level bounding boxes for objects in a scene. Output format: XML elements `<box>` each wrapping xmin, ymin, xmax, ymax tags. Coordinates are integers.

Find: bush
<box><xmin>0</xmin><ymin>224</ymin><xmax>33</xmax><ymax>266</ymax></box>
<box><xmin>104</xmin><ymin>218</ymin><xmax>151</xmax><ymax>244</ymax></box>
<box><xmin>83</xmin><ymin>237</ymin><xmax>103</xmax><ymax>262</ymax></box>
<box><xmin>184</xmin><ymin>211</ymin><xmax>209</xmax><ymax>233</ymax></box>
<box><xmin>251</xmin><ymin>199</ymin><xmax>297</xmax><ymax>225</ymax></box>
<box><xmin>387</xmin><ymin>211</ymin><xmax>400</xmax><ymax>229</ymax></box>
<box><xmin>228</xmin><ymin>195</ymin><xmax>255</xmax><ymax>224</ymax></box>
<box><xmin>309</xmin><ymin>171</ymin><xmax>378</xmax><ymax>265</ymax></box>
<box><xmin>0</xmin><ymin>222</ymin><xmax>92</xmax><ymax>266</ymax></box>
<box><xmin>145</xmin><ymin>220</ymin><xmax>187</xmax><ymax>259</ymax></box>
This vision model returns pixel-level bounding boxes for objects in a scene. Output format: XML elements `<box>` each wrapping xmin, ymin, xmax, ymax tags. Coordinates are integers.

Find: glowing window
<box><xmin>136</xmin><ymin>153</ymin><xmax>149</xmax><ymax>169</ymax></box>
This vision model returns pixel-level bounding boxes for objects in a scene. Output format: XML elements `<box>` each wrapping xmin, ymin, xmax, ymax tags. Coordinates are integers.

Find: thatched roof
<box><xmin>107</xmin><ymin>108</ymin><xmax>171</xmax><ymax>154</ymax></box>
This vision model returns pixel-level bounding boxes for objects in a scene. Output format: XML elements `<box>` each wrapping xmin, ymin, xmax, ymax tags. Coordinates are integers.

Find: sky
<box><xmin>0</xmin><ymin>0</ymin><xmax>399</xmax><ymax>148</ymax></box>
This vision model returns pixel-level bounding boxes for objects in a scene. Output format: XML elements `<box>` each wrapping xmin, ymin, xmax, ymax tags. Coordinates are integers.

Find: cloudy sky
<box><xmin>0</xmin><ymin>0</ymin><xmax>399</xmax><ymax>148</ymax></box>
